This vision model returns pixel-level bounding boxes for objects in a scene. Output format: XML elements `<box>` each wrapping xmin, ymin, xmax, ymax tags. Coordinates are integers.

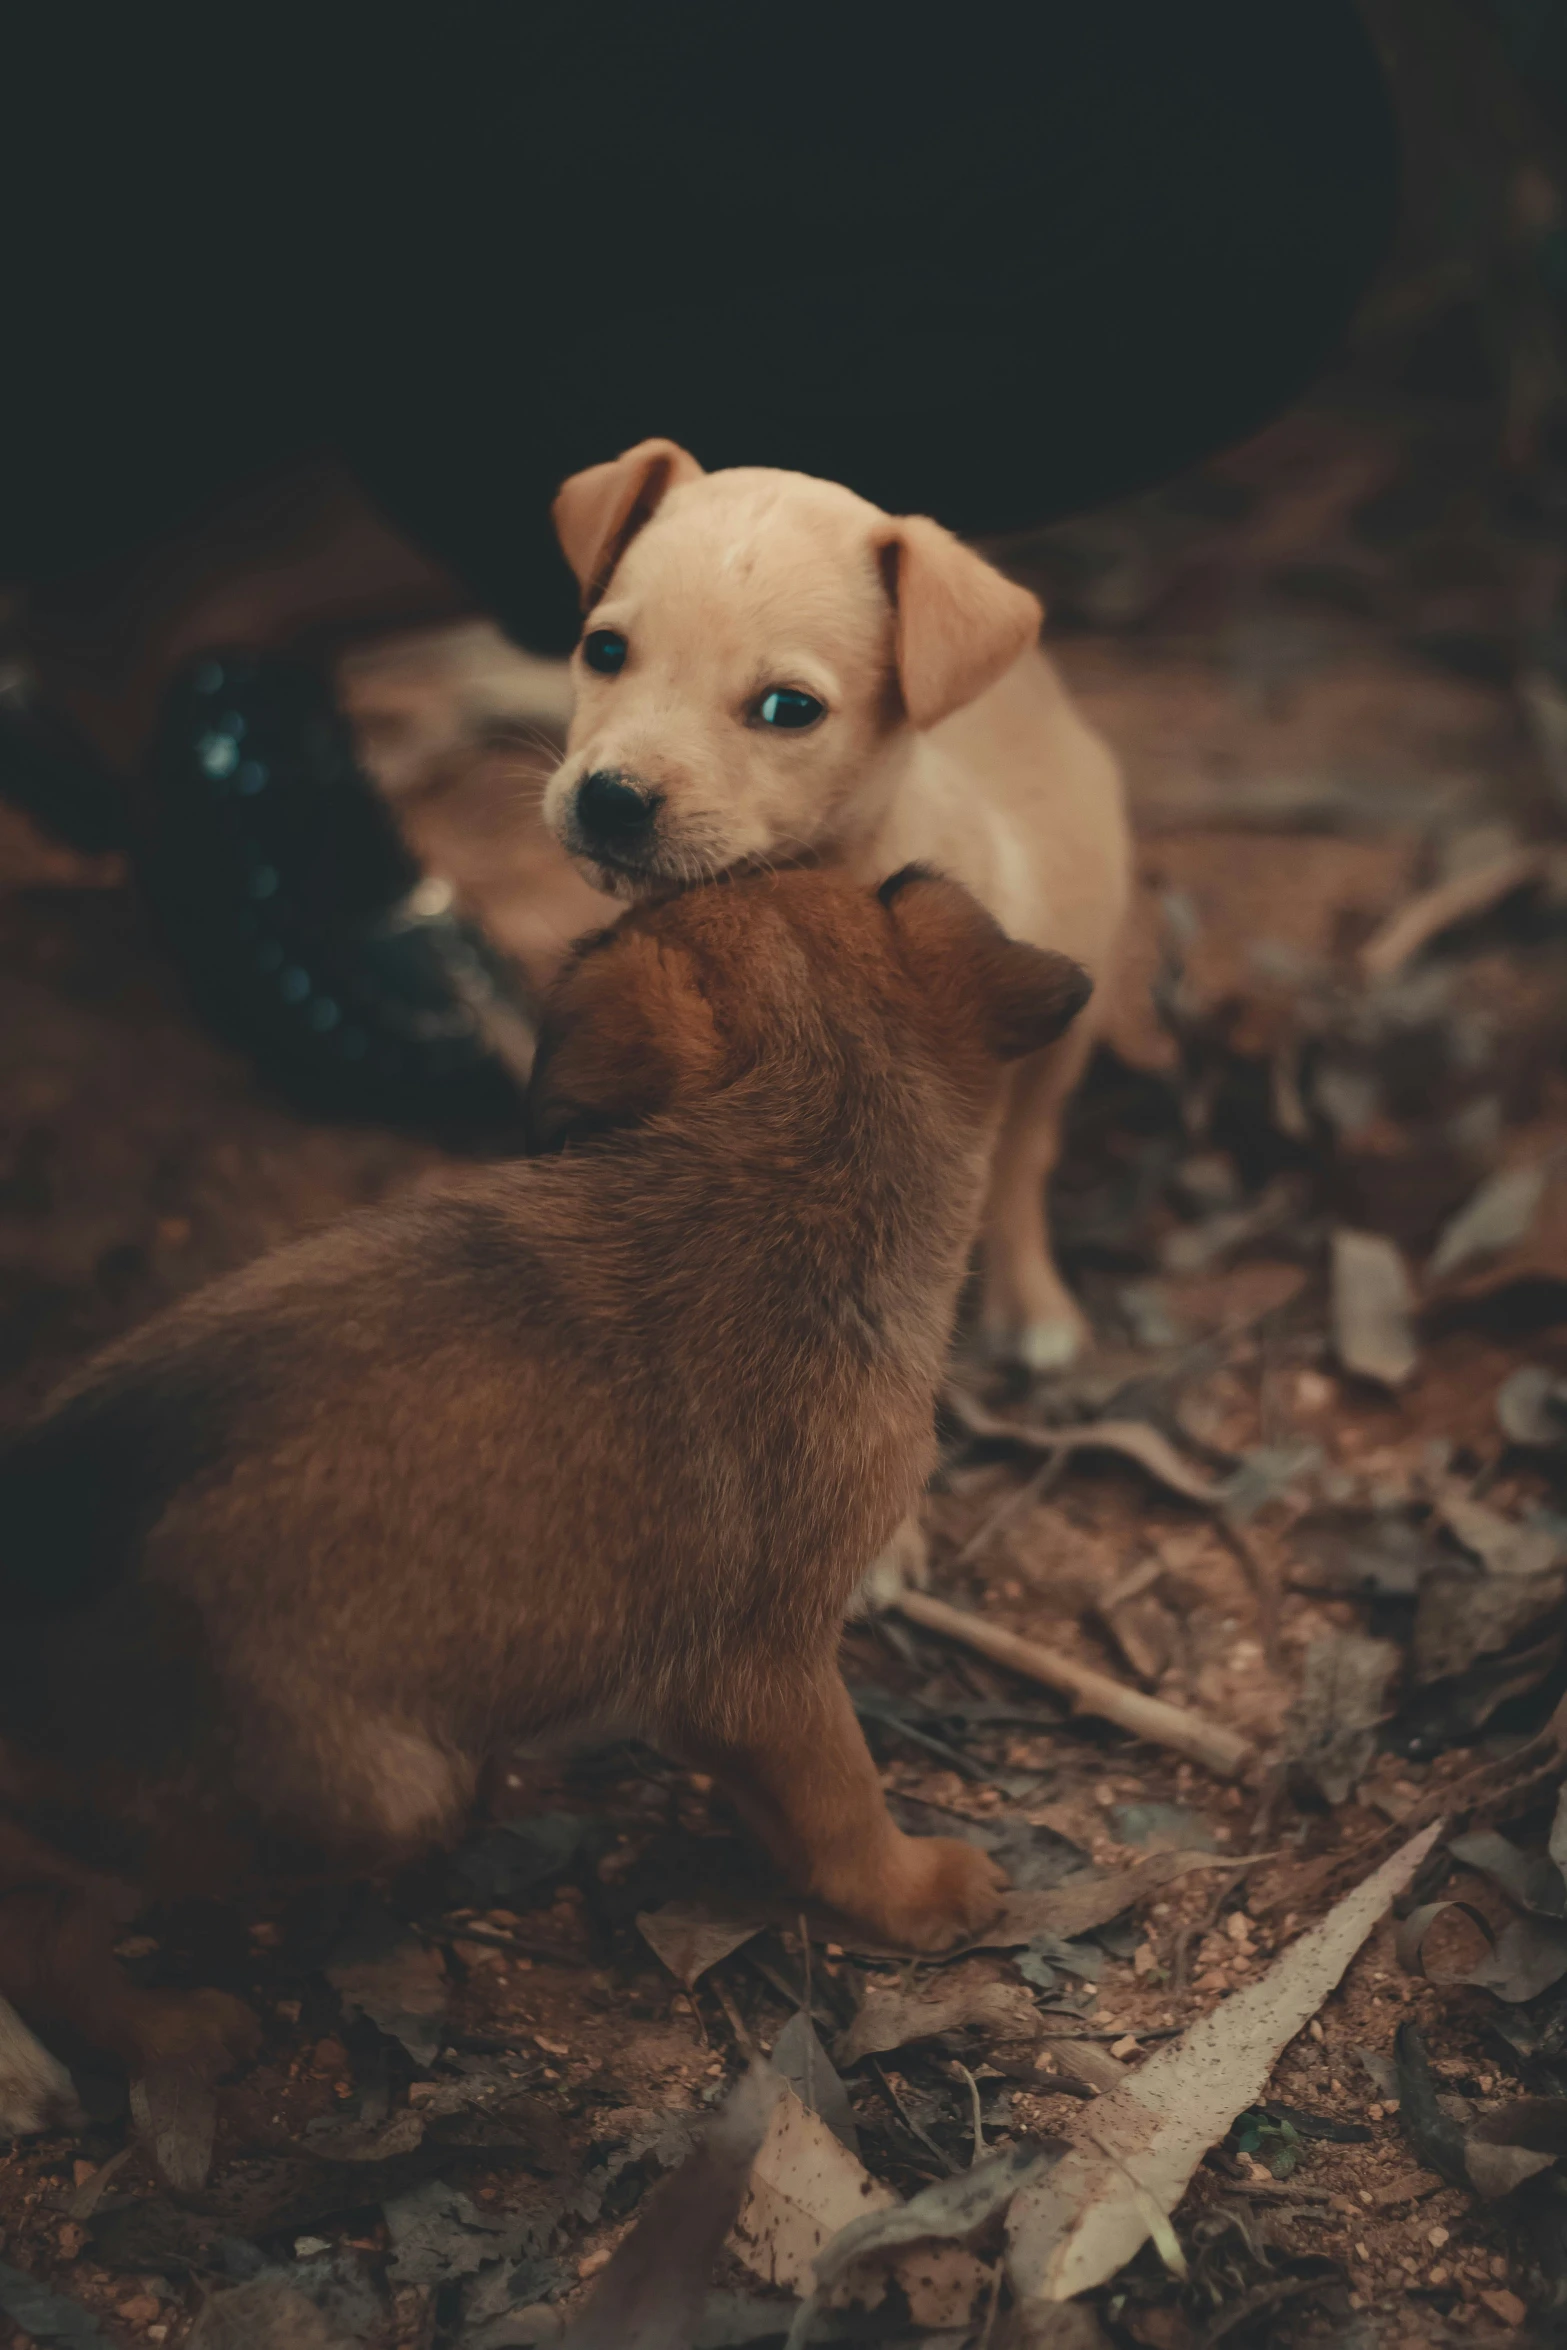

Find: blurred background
<box><xmin>0</xmin><ymin>0</ymin><xmax>1564</xmax><ymax>1412</ymax></box>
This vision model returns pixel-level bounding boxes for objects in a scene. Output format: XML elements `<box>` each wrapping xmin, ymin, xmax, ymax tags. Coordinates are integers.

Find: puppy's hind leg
<box><xmin>232</xmin><ymin>1702</ymin><xmax>476</xmax><ymax>1869</ymax></box>
<box><xmin>0</xmin><ymin>1820</ymin><xmax>259</xmax><ymax>2079</ymax></box>
<box><xmin>980</xmin><ymin>1025</ymin><xmax>1095</xmax><ymax>1374</ymax></box>
<box><xmin>684</xmin><ymin>1669</ymin><xmax>1005</xmax><ymax>1952</ymax></box>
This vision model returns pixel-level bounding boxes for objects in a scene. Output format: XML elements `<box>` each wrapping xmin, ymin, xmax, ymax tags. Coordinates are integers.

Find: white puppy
<box><xmin>542</xmin><ymin>439</ymin><xmax>1129</xmax><ymax>1369</ymax></box>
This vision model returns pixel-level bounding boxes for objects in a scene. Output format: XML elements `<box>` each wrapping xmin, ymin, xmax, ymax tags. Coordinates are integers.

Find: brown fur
<box><xmin>0</xmin><ymin>868</ymin><xmax>1088</xmax><ymax>2077</ymax></box>
<box><xmin>545</xmin><ymin>440</ymin><xmax>1132</xmax><ymax>1371</ymax></box>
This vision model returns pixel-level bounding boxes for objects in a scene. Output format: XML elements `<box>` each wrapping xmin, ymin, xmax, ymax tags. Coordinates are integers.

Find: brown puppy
<box><xmin>0</xmin><ymin>866</ymin><xmax>1088</xmax><ymax>2079</ymax></box>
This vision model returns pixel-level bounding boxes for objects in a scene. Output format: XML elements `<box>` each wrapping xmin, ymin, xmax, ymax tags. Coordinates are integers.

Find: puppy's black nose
<box><xmin>575</xmin><ymin>769</ymin><xmax>661</xmax><ymax>850</ymax></box>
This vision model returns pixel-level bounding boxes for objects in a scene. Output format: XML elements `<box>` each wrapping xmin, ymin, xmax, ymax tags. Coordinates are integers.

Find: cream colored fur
<box><xmin>543</xmin><ymin>440</ymin><xmax>1130</xmax><ymax>1366</ymax></box>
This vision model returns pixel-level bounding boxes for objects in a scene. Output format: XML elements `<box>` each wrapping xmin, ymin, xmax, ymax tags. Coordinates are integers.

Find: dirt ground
<box><xmin>9</xmin><ymin>171</ymin><xmax>1567</xmax><ymax>2350</ymax></box>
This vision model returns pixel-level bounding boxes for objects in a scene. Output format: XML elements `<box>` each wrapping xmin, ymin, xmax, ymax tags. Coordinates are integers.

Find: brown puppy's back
<box><xmin>0</xmin><ymin>867</ymin><xmax>1088</xmax><ymax>1991</ymax></box>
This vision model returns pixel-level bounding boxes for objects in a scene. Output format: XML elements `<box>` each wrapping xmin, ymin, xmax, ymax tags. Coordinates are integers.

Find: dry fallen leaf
<box><xmin>559</xmin><ymin>2063</ymin><xmax>783</xmax><ymax>2350</ymax></box>
<box><xmin>637</xmin><ymin>1901</ymin><xmax>766</xmax><ymax>1991</ymax></box>
<box><xmin>836</xmin><ymin>1979</ymin><xmax>1041</xmax><ymax>2068</ymax></box>
<box><xmin>730</xmin><ymin>2080</ymin><xmax>995</xmax><ymax>2331</ymax></box>
<box><xmin>129</xmin><ymin>2065</ymin><xmax>218</xmax><ymax>2195</ymax></box>
<box><xmin>1005</xmin><ymin>1821</ymin><xmax>1442</xmax><ymax>2303</ymax></box>
<box><xmin>1438</xmin><ymin>1493</ymin><xmax>1565</xmax><ymax>1581</ymax></box>
<box><xmin>830</xmin><ymin>1851</ymin><xmax>1232</xmax><ymax>1962</ymax></box>
<box><xmin>1412</xmin><ymin>1551</ymin><xmax>1566</xmax><ymax>1686</ymax></box>
<box><xmin>1282</xmin><ymin>1631</ymin><xmax>1399</xmax><ymax>1807</ymax></box>
<box><xmin>187</xmin><ymin>2277</ymin><xmax>353</xmax><ymax>2349</ymax></box>
<box><xmin>1000</xmin><ymin>2305</ymin><xmax>1116</xmax><ymax>2348</ymax></box>
<box><xmin>798</xmin><ymin>2144</ymin><xmax>1047</xmax><ymax>2342</ymax></box>
<box><xmin>942</xmin><ymin>1390</ymin><xmax>1222</xmax><ymax>1506</ymax></box>
<box><xmin>1398</xmin><ymin>1903</ymin><xmax>1567</xmax><ymax>2004</ymax></box>
<box><xmin>771</xmin><ymin>2011</ymin><xmax>859</xmax><ymax>2154</ymax></box>
<box><xmin>1331</xmin><ymin>1229</ymin><xmax>1417</xmax><ymax>1387</ymax></box>
<box><xmin>730</xmin><ymin>2083</ymin><xmax>895</xmax><ymax>2296</ymax></box>
<box><xmin>1468</xmin><ymin>2140</ymin><xmax>1560</xmax><ymax>2200</ymax></box>
<box><xmin>1447</xmin><ymin>1827</ymin><xmax>1566</xmax><ymax>1917</ymax></box>
<box><xmin>0</xmin><ymin>2260</ymin><xmax>112</xmax><ymax>2349</ymax></box>
<box><xmin>1428</xmin><ymin>1164</ymin><xmax>1547</xmax><ymax>1283</ymax></box>
<box><xmin>982</xmin><ymin>1852</ymin><xmax>1235</xmax><ymax>1948</ymax></box>
<box><xmin>1497</xmin><ymin>1366</ymin><xmax>1567</xmax><ymax>1448</ymax></box>
<box><xmin>1358</xmin><ymin>846</ymin><xmax>1553</xmax><ymax>981</ymax></box>
<box><xmin>1551</xmin><ymin>1781</ymin><xmax>1567</xmax><ymax>1884</ymax></box>
<box><xmin>325</xmin><ymin>1917</ymin><xmax>449</xmax><ymax>2067</ymax></box>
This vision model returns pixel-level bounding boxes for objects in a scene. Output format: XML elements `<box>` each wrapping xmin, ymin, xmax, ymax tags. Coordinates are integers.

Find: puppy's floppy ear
<box><xmin>979</xmin><ymin>936</ymin><xmax>1094</xmax><ymax>1061</ymax></box>
<box><xmin>878</xmin><ymin>515</ymin><xmax>1042</xmax><ymax>729</ymax></box>
<box><xmin>882</xmin><ymin>868</ymin><xmax>1092</xmax><ymax>1062</ymax></box>
<box><xmin>526</xmin><ymin>930</ymin><xmax>719</xmax><ymax>1152</ymax></box>
<box><xmin>552</xmin><ymin>438</ymin><xmax>706</xmax><ymax>608</ymax></box>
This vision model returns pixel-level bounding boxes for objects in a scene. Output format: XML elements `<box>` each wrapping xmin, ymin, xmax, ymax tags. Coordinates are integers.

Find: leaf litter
<box><xmin>1005</xmin><ymin>1824</ymin><xmax>1443</xmax><ymax>2303</ymax></box>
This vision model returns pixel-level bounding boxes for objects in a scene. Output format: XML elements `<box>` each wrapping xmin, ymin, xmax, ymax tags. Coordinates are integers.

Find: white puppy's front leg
<box><xmin>980</xmin><ymin>1029</ymin><xmax>1094</xmax><ymax>1373</ymax></box>
<box><xmin>851</xmin><ymin>1513</ymin><xmax>931</xmax><ymax>1615</ymax></box>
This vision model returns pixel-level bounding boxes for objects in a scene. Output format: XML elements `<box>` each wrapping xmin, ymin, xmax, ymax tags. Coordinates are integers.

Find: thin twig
<box><xmin>1359</xmin><ymin>846</ymin><xmax>1550</xmax><ymax>982</ymax></box>
<box><xmin>1252</xmin><ymin>1694</ymin><xmax>1567</xmax><ymax>1916</ymax></box>
<box><xmin>423</xmin><ymin>1920</ymin><xmax>583</xmax><ymax>1967</ymax></box>
<box><xmin>1173</xmin><ymin>1858</ymin><xmax>1263</xmax><ymax>1991</ymax></box>
<box><xmin>799</xmin><ymin>1913</ymin><xmax>815</xmax><ymax>2117</ymax></box>
<box><xmin>976</xmin><ymin>2261</ymin><xmax>1005</xmax><ymax>2348</ymax></box>
<box><xmin>1218</xmin><ymin>2178</ymin><xmax>1331</xmax><ymax>2205</ymax></box>
<box><xmin>955</xmin><ymin>2061</ymin><xmax>986</xmax><ymax>2162</ymax></box>
<box><xmin>709</xmin><ymin>1972</ymin><xmax>754</xmax><ymax>2057</ymax></box>
<box><xmin>894</xmin><ymin>1589</ymin><xmax>1254</xmax><ymax>1778</ymax></box>
<box><xmin>1039</xmin><ymin>2026</ymin><xmax>1183</xmax><ymax>2044</ymax></box>
<box><xmin>742</xmin><ymin>1949</ymin><xmax>837</xmax><ymax>2034</ymax></box>
<box><xmin>1215</xmin><ymin>1511</ymin><xmax>1282</xmax><ymax>1673</ymax></box>
<box><xmin>950</xmin><ymin>1452</ymin><xmax>1067</xmax><ymax>1572</ymax></box>
<box><xmin>869</xmin><ymin>2056</ymin><xmax>957</xmax><ymax>2175</ymax></box>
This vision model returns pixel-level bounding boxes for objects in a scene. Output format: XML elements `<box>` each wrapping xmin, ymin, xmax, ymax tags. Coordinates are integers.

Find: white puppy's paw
<box><xmin>0</xmin><ymin>2001</ymin><xmax>85</xmax><ymax>2140</ymax></box>
<box><xmin>850</xmin><ymin>1517</ymin><xmax>931</xmax><ymax>1615</ymax></box>
<box><xmin>977</xmin><ymin>1307</ymin><xmax>1088</xmax><ymax>1377</ymax></box>
<box><xmin>1015</xmin><ymin>1316</ymin><xmax>1086</xmax><ymax>1375</ymax></box>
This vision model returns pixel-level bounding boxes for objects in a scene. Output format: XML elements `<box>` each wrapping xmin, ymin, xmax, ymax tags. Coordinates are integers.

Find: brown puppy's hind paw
<box><xmin>127</xmin><ymin>1986</ymin><xmax>262</xmax><ymax>2078</ymax></box>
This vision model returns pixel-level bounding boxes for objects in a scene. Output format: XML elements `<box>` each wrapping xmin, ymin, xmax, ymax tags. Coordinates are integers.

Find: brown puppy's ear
<box><xmin>526</xmin><ymin>931</ymin><xmax>719</xmax><ymax>1151</ymax></box>
<box><xmin>878</xmin><ymin>516</ymin><xmax>1042</xmax><ymax>729</ymax></box>
<box><xmin>552</xmin><ymin>438</ymin><xmax>706</xmax><ymax>608</ymax></box>
<box><xmin>883</xmin><ymin>868</ymin><xmax>1092</xmax><ymax>1061</ymax></box>
<box><xmin>979</xmin><ymin>937</ymin><xmax>1094</xmax><ymax>1061</ymax></box>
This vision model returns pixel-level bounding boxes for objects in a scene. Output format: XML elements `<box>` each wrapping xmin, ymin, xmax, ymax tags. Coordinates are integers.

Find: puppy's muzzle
<box><xmin>571</xmin><ymin>769</ymin><xmax>664</xmax><ymax>868</ymax></box>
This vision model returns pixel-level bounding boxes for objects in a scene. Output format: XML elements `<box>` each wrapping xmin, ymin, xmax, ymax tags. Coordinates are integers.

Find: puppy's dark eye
<box><xmin>583</xmin><ymin>629</ymin><xmax>628</xmax><ymax>676</ymax></box>
<box><xmin>757</xmin><ymin>688</ymin><xmax>825</xmax><ymax>730</ymax></box>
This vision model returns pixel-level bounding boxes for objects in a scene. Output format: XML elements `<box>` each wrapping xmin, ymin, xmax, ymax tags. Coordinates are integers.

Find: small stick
<box><xmin>950</xmin><ymin>1452</ymin><xmax>1066</xmax><ymax>1572</ymax></box>
<box><xmin>892</xmin><ymin>1589</ymin><xmax>1253</xmax><ymax>1779</ymax></box>
<box><xmin>1219</xmin><ymin>2178</ymin><xmax>1332</xmax><ymax>2206</ymax></box>
<box><xmin>955</xmin><ymin>2060</ymin><xmax>986</xmax><ymax>2161</ymax></box>
<box><xmin>798</xmin><ymin>1913</ymin><xmax>815</xmax><ymax>2117</ymax></box>
<box><xmin>742</xmin><ymin>1949</ymin><xmax>836</xmax><ymax>2032</ymax></box>
<box><xmin>869</xmin><ymin>2055</ymin><xmax>957</xmax><ymax>2175</ymax></box>
<box><xmin>1215</xmin><ymin>1511</ymin><xmax>1282</xmax><ymax>1673</ymax></box>
<box><xmin>424</xmin><ymin>1921</ymin><xmax>584</xmax><ymax>1967</ymax></box>
<box><xmin>1040</xmin><ymin>2025</ymin><xmax>1183</xmax><ymax>2044</ymax></box>
<box><xmin>710</xmin><ymin>1972</ymin><xmax>754</xmax><ymax>2057</ymax></box>
<box><xmin>1359</xmin><ymin>847</ymin><xmax>1549</xmax><ymax>982</ymax></box>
